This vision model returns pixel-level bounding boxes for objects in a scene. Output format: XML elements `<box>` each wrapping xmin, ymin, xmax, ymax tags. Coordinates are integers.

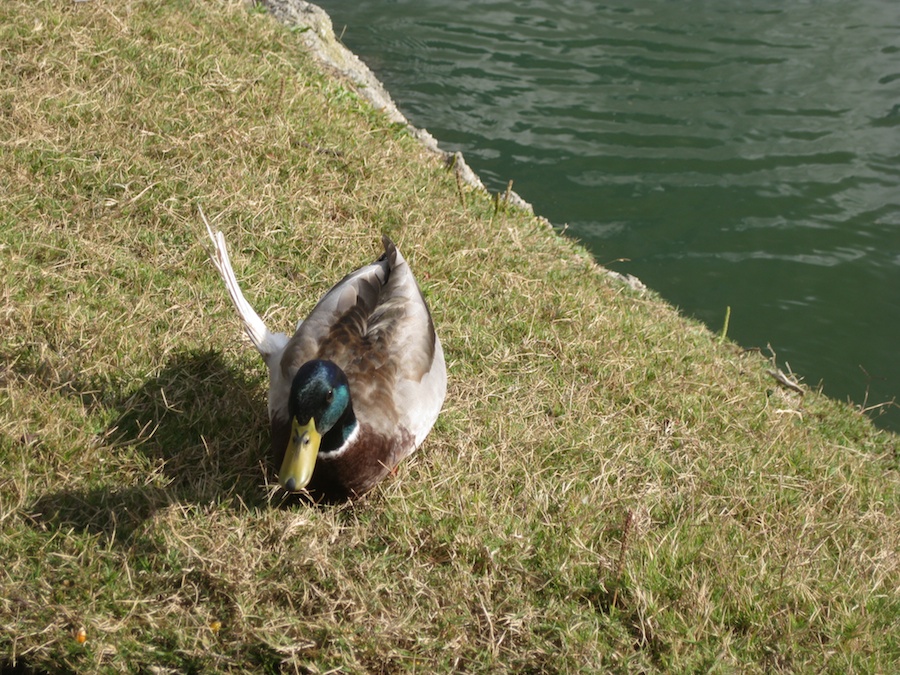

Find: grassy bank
<box><xmin>1</xmin><ymin>1</ymin><xmax>897</xmax><ymax>672</ymax></box>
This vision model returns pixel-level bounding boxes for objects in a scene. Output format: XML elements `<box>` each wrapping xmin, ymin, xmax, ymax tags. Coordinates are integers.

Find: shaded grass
<box><xmin>1</xmin><ymin>0</ymin><xmax>898</xmax><ymax>673</ymax></box>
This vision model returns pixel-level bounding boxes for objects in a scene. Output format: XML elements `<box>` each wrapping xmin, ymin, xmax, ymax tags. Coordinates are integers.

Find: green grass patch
<box><xmin>1</xmin><ymin>1</ymin><xmax>897</xmax><ymax>672</ymax></box>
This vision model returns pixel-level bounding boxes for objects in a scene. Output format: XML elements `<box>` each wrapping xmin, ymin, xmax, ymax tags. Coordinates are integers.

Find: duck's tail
<box><xmin>201</xmin><ymin>206</ymin><xmax>288</xmax><ymax>361</ymax></box>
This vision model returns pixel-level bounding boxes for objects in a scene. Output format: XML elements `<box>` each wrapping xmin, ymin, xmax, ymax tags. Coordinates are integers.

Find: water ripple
<box><xmin>318</xmin><ymin>0</ymin><xmax>900</xmax><ymax>429</ymax></box>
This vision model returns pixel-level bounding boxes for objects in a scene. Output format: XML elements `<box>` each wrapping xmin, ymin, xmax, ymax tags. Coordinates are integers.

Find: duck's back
<box><xmin>280</xmin><ymin>236</ymin><xmax>446</xmax><ymax>451</ymax></box>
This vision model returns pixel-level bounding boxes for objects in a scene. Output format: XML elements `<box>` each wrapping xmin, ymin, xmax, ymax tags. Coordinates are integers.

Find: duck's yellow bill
<box><xmin>279</xmin><ymin>417</ymin><xmax>321</xmax><ymax>492</ymax></box>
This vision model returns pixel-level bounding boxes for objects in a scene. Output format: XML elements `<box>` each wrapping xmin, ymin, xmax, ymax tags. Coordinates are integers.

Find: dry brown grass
<box><xmin>1</xmin><ymin>1</ymin><xmax>898</xmax><ymax>673</ymax></box>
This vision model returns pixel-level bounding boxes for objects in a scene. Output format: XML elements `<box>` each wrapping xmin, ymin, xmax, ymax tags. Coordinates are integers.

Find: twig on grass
<box><xmin>764</xmin><ymin>344</ymin><xmax>805</xmax><ymax>395</ymax></box>
<box><xmin>766</xmin><ymin>368</ymin><xmax>804</xmax><ymax>395</ymax></box>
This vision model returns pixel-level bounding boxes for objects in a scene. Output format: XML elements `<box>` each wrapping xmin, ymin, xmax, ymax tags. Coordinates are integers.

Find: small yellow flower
<box><xmin>209</xmin><ymin>620</ymin><xmax>222</xmax><ymax>633</ymax></box>
<box><xmin>75</xmin><ymin>627</ymin><xmax>87</xmax><ymax>644</ymax></box>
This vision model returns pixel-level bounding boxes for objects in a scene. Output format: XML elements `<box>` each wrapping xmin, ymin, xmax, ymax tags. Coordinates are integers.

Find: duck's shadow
<box><xmin>27</xmin><ymin>349</ymin><xmax>273</xmax><ymax>545</ymax></box>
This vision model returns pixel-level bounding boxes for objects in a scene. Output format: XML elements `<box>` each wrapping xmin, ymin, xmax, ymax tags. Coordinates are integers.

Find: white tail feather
<box><xmin>201</xmin><ymin>206</ymin><xmax>287</xmax><ymax>360</ymax></box>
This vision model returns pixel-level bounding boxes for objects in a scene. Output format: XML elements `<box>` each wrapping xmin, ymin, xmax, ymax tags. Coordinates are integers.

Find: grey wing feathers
<box><xmin>367</xmin><ymin>237</ymin><xmax>437</xmax><ymax>382</ymax></box>
<box><xmin>281</xmin><ymin>236</ymin><xmax>429</xmax><ymax>372</ymax></box>
<box><xmin>281</xmin><ymin>236</ymin><xmax>446</xmax><ymax>446</ymax></box>
<box><xmin>279</xmin><ymin>240</ymin><xmax>392</xmax><ymax>369</ymax></box>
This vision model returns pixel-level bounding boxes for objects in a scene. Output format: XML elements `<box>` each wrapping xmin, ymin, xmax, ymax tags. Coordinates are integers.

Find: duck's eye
<box><xmin>325</xmin><ymin>389</ymin><xmax>334</xmax><ymax>404</ymax></box>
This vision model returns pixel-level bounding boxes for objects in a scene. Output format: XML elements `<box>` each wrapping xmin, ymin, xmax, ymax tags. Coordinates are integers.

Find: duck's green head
<box><xmin>279</xmin><ymin>359</ymin><xmax>356</xmax><ymax>492</ymax></box>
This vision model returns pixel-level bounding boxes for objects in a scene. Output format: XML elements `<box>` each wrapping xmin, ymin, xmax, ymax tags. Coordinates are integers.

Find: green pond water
<box><xmin>314</xmin><ymin>0</ymin><xmax>900</xmax><ymax>432</ymax></box>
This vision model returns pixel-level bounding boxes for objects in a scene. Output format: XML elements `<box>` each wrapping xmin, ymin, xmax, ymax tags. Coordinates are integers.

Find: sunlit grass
<box><xmin>1</xmin><ymin>1</ymin><xmax>897</xmax><ymax>672</ymax></box>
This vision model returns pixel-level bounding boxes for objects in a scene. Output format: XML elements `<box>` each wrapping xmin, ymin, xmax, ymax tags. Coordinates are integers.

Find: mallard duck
<box><xmin>203</xmin><ymin>214</ymin><xmax>446</xmax><ymax>502</ymax></box>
